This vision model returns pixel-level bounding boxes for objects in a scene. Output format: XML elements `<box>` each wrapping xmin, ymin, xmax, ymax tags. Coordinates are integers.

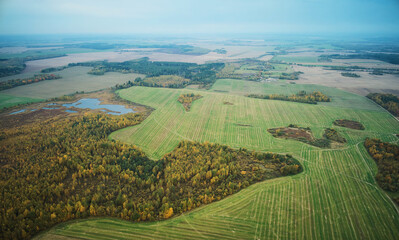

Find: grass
<box><xmin>36</xmin><ymin>79</ymin><xmax>399</xmax><ymax>240</ymax></box>
<box><xmin>1</xmin><ymin>66</ymin><xmax>145</xmax><ymax>100</ymax></box>
<box><xmin>0</xmin><ymin>93</ymin><xmax>43</xmax><ymax>109</ymax></box>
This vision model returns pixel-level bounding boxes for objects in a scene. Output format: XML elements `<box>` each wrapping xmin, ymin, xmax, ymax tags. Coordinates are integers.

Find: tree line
<box><xmin>69</xmin><ymin>58</ymin><xmax>224</xmax><ymax>88</ymax></box>
<box><xmin>0</xmin><ymin>74</ymin><xmax>61</xmax><ymax>91</ymax></box>
<box><xmin>367</xmin><ymin>93</ymin><xmax>399</xmax><ymax>117</ymax></box>
<box><xmin>247</xmin><ymin>91</ymin><xmax>331</xmax><ymax>104</ymax></box>
<box><xmin>364</xmin><ymin>138</ymin><xmax>399</xmax><ymax>205</ymax></box>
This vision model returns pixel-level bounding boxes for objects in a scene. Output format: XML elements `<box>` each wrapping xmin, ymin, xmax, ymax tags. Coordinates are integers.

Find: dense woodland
<box><xmin>364</xmin><ymin>138</ymin><xmax>399</xmax><ymax>204</ymax></box>
<box><xmin>0</xmin><ymin>112</ymin><xmax>301</xmax><ymax>239</ymax></box>
<box><xmin>69</xmin><ymin>58</ymin><xmax>224</xmax><ymax>88</ymax></box>
<box><xmin>0</xmin><ymin>74</ymin><xmax>61</xmax><ymax>91</ymax></box>
<box><xmin>177</xmin><ymin>93</ymin><xmax>203</xmax><ymax>111</ymax></box>
<box><xmin>247</xmin><ymin>91</ymin><xmax>330</xmax><ymax>104</ymax></box>
<box><xmin>367</xmin><ymin>93</ymin><xmax>399</xmax><ymax>117</ymax></box>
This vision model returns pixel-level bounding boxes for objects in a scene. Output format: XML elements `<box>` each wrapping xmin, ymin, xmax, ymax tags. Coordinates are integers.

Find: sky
<box><xmin>0</xmin><ymin>0</ymin><xmax>398</xmax><ymax>35</ymax></box>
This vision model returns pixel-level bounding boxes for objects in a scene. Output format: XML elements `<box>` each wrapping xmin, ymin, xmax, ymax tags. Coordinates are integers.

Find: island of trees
<box><xmin>177</xmin><ymin>93</ymin><xmax>203</xmax><ymax>111</ymax></box>
<box><xmin>247</xmin><ymin>91</ymin><xmax>330</xmax><ymax>104</ymax></box>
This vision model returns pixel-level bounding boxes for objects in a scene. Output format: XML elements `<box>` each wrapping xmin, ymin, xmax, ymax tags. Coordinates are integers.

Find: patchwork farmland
<box><xmin>37</xmin><ymin>79</ymin><xmax>399</xmax><ymax>239</ymax></box>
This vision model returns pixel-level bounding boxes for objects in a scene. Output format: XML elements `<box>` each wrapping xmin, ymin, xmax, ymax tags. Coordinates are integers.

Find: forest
<box><xmin>68</xmin><ymin>58</ymin><xmax>224</xmax><ymax>88</ymax></box>
<box><xmin>177</xmin><ymin>93</ymin><xmax>203</xmax><ymax>111</ymax></box>
<box><xmin>364</xmin><ymin>138</ymin><xmax>399</xmax><ymax>204</ymax></box>
<box><xmin>247</xmin><ymin>90</ymin><xmax>330</xmax><ymax>104</ymax></box>
<box><xmin>367</xmin><ymin>93</ymin><xmax>399</xmax><ymax>117</ymax></box>
<box><xmin>0</xmin><ymin>111</ymin><xmax>301</xmax><ymax>239</ymax></box>
<box><xmin>0</xmin><ymin>74</ymin><xmax>61</xmax><ymax>91</ymax></box>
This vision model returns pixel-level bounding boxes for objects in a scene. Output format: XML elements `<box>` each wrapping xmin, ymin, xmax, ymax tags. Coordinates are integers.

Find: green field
<box><xmin>0</xmin><ymin>93</ymin><xmax>43</xmax><ymax>109</ymax></box>
<box><xmin>37</xmin><ymin>79</ymin><xmax>399</xmax><ymax>239</ymax></box>
<box><xmin>0</xmin><ymin>67</ymin><xmax>144</xmax><ymax>107</ymax></box>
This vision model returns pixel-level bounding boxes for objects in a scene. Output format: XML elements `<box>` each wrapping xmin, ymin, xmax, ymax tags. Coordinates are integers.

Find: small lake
<box><xmin>62</xmin><ymin>98</ymin><xmax>135</xmax><ymax>115</ymax></box>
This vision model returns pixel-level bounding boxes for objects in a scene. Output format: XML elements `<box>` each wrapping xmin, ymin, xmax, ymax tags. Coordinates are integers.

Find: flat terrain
<box><xmin>19</xmin><ymin>45</ymin><xmax>275</xmax><ymax>74</ymax></box>
<box><xmin>293</xmin><ymin>65</ymin><xmax>399</xmax><ymax>96</ymax></box>
<box><xmin>0</xmin><ymin>93</ymin><xmax>43</xmax><ymax>109</ymax></box>
<box><xmin>37</xmin><ymin>79</ymin><xmax>399</xmax><ymax>239</ymax></box>
<box><xmin>0</xmin><ymin>66</ymin><xmax>144</xmax><ymax>100</ymax></box>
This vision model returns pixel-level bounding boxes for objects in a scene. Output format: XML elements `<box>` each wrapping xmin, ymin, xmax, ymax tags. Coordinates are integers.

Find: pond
<box><xmin>9</xmin><ymin>109</ymin><xmax>27</xmax><ymax>115</ymax></box>
<box><xmin>62</xmin><ymin>98</ymin><xmax>135</xmax><ymax>115</ymax></box>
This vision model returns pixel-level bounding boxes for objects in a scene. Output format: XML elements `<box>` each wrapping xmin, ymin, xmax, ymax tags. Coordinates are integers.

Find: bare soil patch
<box><xmin>333</xmin><ymin>119</ymin><xmax>365</xmax><ymax>130</ymax></box>
<box><xmin>268</xmin><ymin>126</ymin><xmax>313</xmax><ymax>141</ymax></box>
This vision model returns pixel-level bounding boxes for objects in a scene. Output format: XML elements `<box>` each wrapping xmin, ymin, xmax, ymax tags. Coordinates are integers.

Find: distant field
<box><xmin>0</xmin><ymin>93</ymin><xmax>43</xmax><ymax>109</ymax></box>
<box><xmin>0</xmin><ymin>47</ymin><xmax>108</xmax><ymax>59</ymax></box>
<box><xmin>39</xmin><ymin>79</ymin><xmax>399</xmax><ymax>240</ymax></box>
<box><xmin>293</xmin><ymin>65</ymin><xmax>399</xmax><ymax>96</ymax></box>
<box><xmin>1</xmin><ymin>66</ymin><xmax>145</xmax><ymax>100</ymax></box>
<box><xmin>272</xmin><ymin>55</ymin><xmax>320</xmax><ymax>63</ymax></box>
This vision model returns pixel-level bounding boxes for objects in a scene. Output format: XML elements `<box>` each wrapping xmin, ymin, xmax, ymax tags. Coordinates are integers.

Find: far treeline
<box><xmin>247</xmin><ymin>90</ymin><xmax>330</xmax><ymax>104</ymax></box>
<box><xmin>67</xmin><ymin>58</ymin><xmax>224</xmax><ymax>88</ymax></box>
<box><xmin>319</xmin><ymin>53</ymin><xmax>399</xmax><ymax>65</ymax></box>
<box><xmin>0</xmin><ymin>74</ymin><xmax>61</xmax><ymax>91</ymax></box>
<box><xmin>367</xmin><ymin>93</ymin><xmax>399</xmax><ymax>117</ymax></box>
<box><xmin>0</xmin><ymin>54</ymin><xmax>66</xmax><ymax>78</ymax></box>
<box><xmin>364</xmin><ymin>138</ymin><xmax>399</xmax><ymax>205</ymax></box>
<box><xmin>0</xmin><ymin>112</ymin><xmax>301</xmax><ymax>239</ymax></box>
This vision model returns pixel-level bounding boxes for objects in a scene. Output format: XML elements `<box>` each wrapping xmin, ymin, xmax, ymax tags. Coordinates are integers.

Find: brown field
<box><xmin>21</xmin><ymin>46</ymin><xmax>278</xmax><ymax>74</ymax></box>
<box><xmin>293</xmin><ymin>65</ymin><xmax>399</xmax><ymax>96</ymax></box>
<box><xmin>298</xmin><ymin>58</ymin><xmax>399</xmax><ymax>69</ymax></box>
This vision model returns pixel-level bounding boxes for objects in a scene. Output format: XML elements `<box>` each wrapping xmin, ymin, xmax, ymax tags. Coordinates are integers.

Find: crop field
<box><xmin>0</xmin><ymin>93</ymin><xmax>43</xmax><ymax>109</ymax></box>
<box><xmin>0</xmin><ymin>66</ymin><xmax>145</xmax><ymax>101</ymax></box>
<box><xmin>37</xmin><ymin>79</ymin><xmax>399</xmax><ymax>239</ymax></box>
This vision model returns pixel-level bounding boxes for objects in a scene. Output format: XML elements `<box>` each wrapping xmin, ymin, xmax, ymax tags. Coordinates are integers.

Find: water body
<box><xmin>9</xmin><ymin>109</ymin><xmax>27</xmax><ymax>115</ymax></box>
<box><xmin>62</xmin><ymin>98</ymin><xmax>135</xmax><ymax>115</ymax></box>
<box><xmin>65</xmin><ymin>110</ymin><xmax>78</xmax><ymax>113</ymax></box>
<box><xmin>43</xmin><ymin>107</ymin><xmax>60</xmax><ymax>110</ymax></box>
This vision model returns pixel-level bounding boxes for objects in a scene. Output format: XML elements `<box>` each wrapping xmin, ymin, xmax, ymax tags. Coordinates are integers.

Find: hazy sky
<box><xmin>0</xmin><ymin>0</ymin><xmax>398</xmax><ymax>35</ymax></box>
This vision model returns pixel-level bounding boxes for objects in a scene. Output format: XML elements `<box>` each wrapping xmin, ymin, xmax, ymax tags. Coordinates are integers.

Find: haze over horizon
<box><xmin>0</xmin><ymin>0</ymin><xmax>398</xmax><ymax>36</ymax></box>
